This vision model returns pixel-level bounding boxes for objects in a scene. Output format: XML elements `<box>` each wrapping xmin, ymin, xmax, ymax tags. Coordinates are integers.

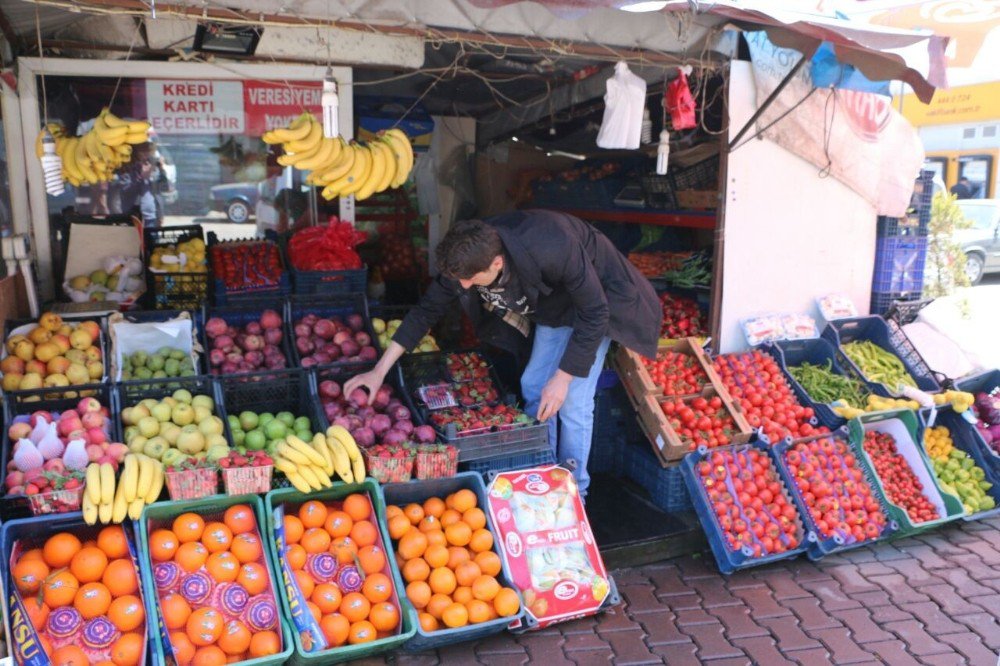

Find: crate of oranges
<box><xmin>265</xmin><ymin>480</ymin><xmax>415</xmax><ymax>663</ymax></box>
<box><xmin>137</xmin><ymin>495</ymin><xmax>293</xmax><ymax>666</ymax></box>
<box><xmin>2</xmin><ymin>514</ymin><xmax>149</xmax><ymax>665</ymax></box>
<box><xmin>382</xmin><ymin>472</ymin><xmax>523</xmax><ymax>651</ymax></box>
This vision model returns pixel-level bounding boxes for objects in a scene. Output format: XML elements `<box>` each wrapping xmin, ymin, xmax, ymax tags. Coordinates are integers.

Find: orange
<box><xmin>362</xmin><ymin>573</ymin><xmax>392</xmax><ymax>604</ymax></box>
<box><xmin>103</xmin><ymin>559</ymin><xmax>139</xmax><ymax>597</ymax></box>
<box><xmin>285</xmin><ymin>544</ymin><xmax>307</xmax><ymax>570</ymax></box>
<box><xmin>442</xmin><ymin>602</ymin><xmax>469</xmax><ymax>628</ymax></box>
<box><xmin>175</xmin><ymin>542</ymin><xmax>209</xmax><ymax>573</ymax></box>
<box><xmin>161</xmin><ymin>592</ymin><xmax>192</xmax><ymax>630</ymax></box>
<box><xmin>74</xmin><ymin>582</ymin><xmax>112</xmax><ymax>619</ymax></box>
<box><xmin>445</xmin><ymin>522</ymin><xmax>472</xmax><ymax>547</ymax></box>
<box><xmin>453</xmin><ymin>586</ymin><xmax>473</xmax><ymax>605</ymax></box>
<box><xmin>201</xmin><ymin>522</ymin><xmax>233</xmax><ymax>553</ymax></box>
<box><xmin>324</xmin><ymin>511</ymin><xmax>353</xmax><ymax>538</ymax></box>
<box><xmin>312</xmin><ymin>583</ymin><xmax>342</xmax><ymax>614</ymax></box>
<box><xmin>186</xmin><ymin>607</ymin><xmax>224</xmax><ymax>646</ymax></box>
<box><xmin>347</xmin><ymin>620</ymin><xmax>377</xmax><ymax>644</ymax></box>
<box><xmin>331</xmin><ymin>537</ymin><xmax>358</xmax><ymax>565</ymax></box>
<box><xmin>97</xmin><ymin>526</ymin><xmax>130</xmax><ymax>559</ymax></box>
<box><xmin>24</xmin><ymin>597</ymin><xmax>49</xmax><ymax>631</ymax></box>
<box><xmin>149</xmin><ymin>529</ymin><xmax>180</xmax><ymax>562</ymax></box>
<box><xmin>110</xmin><ymin>632</ymin><xmax>143</xmax><ymax>666</ymax></box>
<box><xmin>403</xmin><ymin>503</ymin><xmax>424</xmax><ymax>525</ymax></box>
<box><xmin>230</xmin><ymin>533</ymin><xmax>264</xmax><ymax>563</ymax></box>
<box><xmin>423</xmin><ymin>496</ymin><xmax>446</xmax><ymax>518</ymax></box>
<box><xmin>447</xmin><ymin>546</ymin><xmax>471</xmax><ymax>570</ymax></box>
<box><xmin>299</xmin><ymin>500</ymin><xmax>328</xmax><ymax>529</ymax></box>
<box><xmin>369</xmin><ymin>602</ymin><xmax>399</xmax><ymax>632</ymax></box>
<box><xmin>172</xmin><ymin>513</ymin><xmax>205</xmax><ymax>544</ymax></box>
<box><xmin>462</xmin><ymin>508</ymin><xmax>486</xmax><ymax>531</ymax></box>
<box><xmin>50</xmin><ymin>646</ymin><xmax>88</xmax><ymax>666</ymax></box>
<box><xmin>192</xmin><ymin>646</ymin><xmax>226</xmax><ymax>666</ymax></box>
<box><xmin>350</xmin><ymin>521</ymin><xmax>378</xmax><ymax>548</ymax></box>
<box><xmin>13</xmin><ymin>558</ymin><xmax>49</xmax><ymax>594</ymax></box>
<box><xmin>343</xmin><ymin>494</ymin><xmax>371</xmax><ymax>521</ymax></box>
<box><xmin>397</xmin><ymin>530</ymin><xmax>427</xmax><ymax>560</ymax></box>
<box><xmin>283</xmin><ymin>515</ymin><xmax>304</xmax><ymax>544</ymax></box>
<box><xmin>454</xmin><ymin>560</ymin><xmax>481</xmax><ymax>587</ymax></box>
<box><xmin>494</xmin><ymin>587</ymin><xmax>520</xmax><ymax>617</ymax></box>
<box><xmin>424</xmin><ymin>544</ymin><xmax>449</xmax><ymax>569</ymax></box>
<box><xmin>218</xmin><ymin>619</ymin><xmax>252</xmax><ymax>655</ymax></box>
<box><xmin>70</xmin><ymin>546</ymin><xmax>108</xmax><ymax>584</ymax></box>
<box><xmin>206</xmin><ymin>552</ymin><xmax>240</xmax><ymax>583</ymax></box>
<box><xmin>321</xmin><ymin>613</ymin><xmax>350</xmax><ymax>646</ymax></box>
<box><xmin>108</xmin><ymin>595</ymin><xmax>145</xmax><ymax>631</ymax></box>
<box><xmin>385</xmin><ymin>504</ymin><xmax>403</xmax><ymax>520</ymax></box>
<box><xmin>425</xmin><ymin>530</ymin><xmax>447</xmax><ymax>549</ymax></box>
<box><xmin>43</xmin><ymin>570</ymin><xmax>79</xmax><ymax>608</ymax></box>
<box><xmin>20</xmin><ymin>548</ymin><xmax>44</xmax><ymax>562</ymax></box>
<box><xmin>402</xmin><ymin>558</ymin><xmax>430</xmax><ymax>583</ymax></box>
<box><xmin>43</xmin><ymin>532</ymin><xmax>82</xmax><ymax>568</ymax></box>
<box><xmin>306</xmin><ymin>602</ymin><xmax>321</xmax><ymax>623</ymax></box>
<box><xmin>248</xmin><ymin>630</ymin><xmax>281</xmax><ymax>658</ymax></box>
<box><xmin>472</xmin><ymin>575</ymin><xmax>500</xmax><ymax>602</ymax></box>
<box><xmin>405</xmin><ymin>580</ymin><xmax>432</xmax><ymax>610</ymax></box>
<box><xmin>170</xmin><ymin>631</ymin><xmax>196</xmax><ymax>665</ymax></box>
<box><xmin>469</xmin><ymin>529</ymin><xmax>494</xmax><ymax>554</ymax></box>
<box><xmin>466</xmin><ymin>599</ymin><xmax>492</xmax><ymax>625</ymax></box>
<box><xmin>474</xmin><ymin>551</ymin><xmax>502</xmax><ymax>577</ymax></box>
<box><xmin>418</xmin><ymin>612</ymin><xmax>439</xmax><ymax>632</ymax></box>
<box><xmin>236</xmin><ymin>563</ymin><xmax>269</xmax><ymax>596</ymax></box>
<box><xmin>425</xmin><ymin>593</ymin><xmax>452</xmax><ymax>620</ymax></box>
<box><xmin>418</xmin><ymin>515</ymin><xmax>441</xmax><ymax>533</ymax></box>
<box><xmin>294</xmin><ymin>570</ymin><xmax>315</xmax><ymax>599</ymax></box>
<box><xmin>299</xmin><ymin>528</ymin><xmax>331</xmax><ymax>555</ymax></box>
<box><xmin>388</xmin><ymin>515</ymin><xmax>411</xmax><ymax>540</ymax></box>
<box><xmin>429</xmin><ymin>567</ymin><xmax>457</xmax><ymax>596</ymax></box>
<box><xmin>450</xmin><ymin>489</ymin><xmax>477</xmax><ymax>513</ymax></box>
<box><xmin>340</xmin><ymin>592</ymin><xmax>371</xmax><ymax>623</ymax></box>
<box><xmin>358</xmin><ymin>545</ymin><xmax>386</xmax><ymax>575</ymax></box>
<box><xmin>224</xmin><ymin>504</ymin><xmax>256</xmax><ymax>535</ymax></box>
<box><xmin>439</xmin><ymin>509</ymin><xmax>462</xmax><ymax>528</ymax></box>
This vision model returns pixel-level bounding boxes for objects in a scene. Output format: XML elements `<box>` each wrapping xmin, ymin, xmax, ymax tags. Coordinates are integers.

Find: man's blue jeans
<box><xmin>521</xmin><ymin>326</ymin><xmax>611</xmax><ymax>497</ymax></box>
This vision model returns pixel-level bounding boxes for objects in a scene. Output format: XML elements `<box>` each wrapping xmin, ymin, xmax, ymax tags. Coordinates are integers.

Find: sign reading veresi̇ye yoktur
<box><xmin>243</xmin><ymin>81</ymin><xmax>323</xmax><ymax>135</ymax></box>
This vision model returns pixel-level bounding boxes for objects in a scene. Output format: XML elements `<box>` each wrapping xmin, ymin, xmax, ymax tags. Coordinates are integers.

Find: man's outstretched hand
<box><xmin>537</xmin><ymin>370</ymin><xmax>573</xmax><ymax>422</ymax></box>
<box><xmin>342</xmin><ymin>368</ymin><xmax>387</xmax><ymax>403</ymax></box>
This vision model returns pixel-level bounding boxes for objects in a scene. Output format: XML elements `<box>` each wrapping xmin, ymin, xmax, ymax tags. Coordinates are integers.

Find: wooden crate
<box><xmin>612</xmin><ymin>338</ymin><xmax>722</xmax><ymax>399</ymax></box>
<box><xmin>676</xmin><ymin>190</ymin><xmax>718</xmax><ymax>209</ymax></box>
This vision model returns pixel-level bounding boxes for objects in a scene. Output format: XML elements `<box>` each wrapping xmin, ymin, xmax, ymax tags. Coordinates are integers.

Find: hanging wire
<box><xmin>108</xmin><ymin>19</ymin><xmax>143</xmax><ymax>110</ymax></box>
<box><xmin>34</xmin><ymin>3</ymin><xmax>48</xmax><ymax>126</ymax></box>
<box><xmin>818</xmin><ymin>87</ymin><xmax>837</xmax><ymax>178</ymax></box>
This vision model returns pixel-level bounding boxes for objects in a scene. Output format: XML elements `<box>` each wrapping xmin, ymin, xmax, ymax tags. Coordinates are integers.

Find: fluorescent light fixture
<box><xmin>549</xmin><ymin>150</ymin><xmax>587</xmax><ymax>161</ymax></box>
<box><xmin>620</xmin><ymin>1</ymin><xmax>668</xmax><ymax>12</ymax></box>
<box><xmin>511</xmin><ymin>136</ymin><xmax>519</xmax><ymax>142</ymax></box>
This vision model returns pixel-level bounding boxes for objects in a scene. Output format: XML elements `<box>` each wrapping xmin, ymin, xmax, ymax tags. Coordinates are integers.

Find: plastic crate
<box><xmin>109</xmin><ymin>309</ymin><xmax>205</xmax><ymax>379</ymax></box>
<box><xmin>871</xmin><ymin>292</ymin><xmax>926</xmax><ymax>318</ymax></box>
<box><xmin>589</xmin><ymin>383</ymin><xmax>639</xmax><ymax>476</ymax></box>
<box><xmin>919</xmin><ymin>407</ymin><xmax>1000</xmax><ymax>521</ymax></box>
<box><xmin>872</xmin><ymin>236</ymin><xmax>928</xmax><ymax>294</ymax></box>
<box><xmin>850</xmin><ymin>410</ymin><xmax>965</xmax><ymax>536</ymax></box>
<box><xmin>2</xmin><ymin>513</ymin><xmax>152</xmax><ymax>666</ymax></box>
<box><xmin>1</xmin><ymin>382</ymin><xmax>118</xmax><ymax>521</ymax></box>
<box><xmin>264</xmin><ymin>480</ymin><xmax>416</xmax><ymax>664</ymax></box>
<box><xmin>670</xmin><ymin>155</ymin><xmax>719</xmax><ymax>191</ymax></box>
<box><xmin>286</xmin><ymin>293</ymin><xmax>379</xmax><ymax>368</ymax></box>
<box><xmin>138</xmin><ymin>493</ymin><xmax>294</xmax><ymax>666</ymax></box>
<box><xmin>311</xmin><ymin>361</ymin><xmax>413</xmax><ymax>435</ymax></box>
<box><xmin>763</xmin><ymin>339</ymin><xmax>867</xmax><ymax>430</ymax></box>
<box><xmin>822</xmin><ymin>316</ymin><xmax>941</xmax><ymax>395</ymax></box>
<box><xmin>208</xmin><ymin>231</ymin><xmax>292</xmax><ymax>306</ymax></box>
<box><xmin>460</xmin><ymin>448</ymin><xmax>557</xmax><ymax>477</ymax></box>
<box><xmin>875</xmin><ymin>171</ymin><xmax>933</xmax><ymax>238</ymax></box>
<box><xmin>276</xmin><ymin>230</ymin><xmax>368</xmax><ymax>296</ymax></box>
<box><xmin>201</xmin><ymin>297</ymin><xmax>294</xmax><ymax>377</ymax></box>
<box><xmin>769</xmin><ymin>431</ymin><xmax>896</xmax><ymax>560</ymax></box>
<box><xmin>531</xmin><ymin>178</ymin><xmax>623</xmax><ymax>210</ymax></box>
<box><xmin>621</xmin><ymin>441</ymin><xmax>692</xmax><ymax>513</ymax></box>
<box><xmin>955</xmin><ymin>369</ymin><xmax>1000</xmax><ymax>474</ymax></box>
<box><xmin>680</xmin><ymin>440</ymin><xmax>808</xmax><ymax>573</ymax></box>
<box><xmin>216</xmin><ymin>368</ymin><xmax>324</xmax><ymax>439</ymax></box>
<box><xmin>380</xmin><ymin>472</ymin><xmax>525</xmax><ymax>651</ymax></box>
<box><xmin>143</xmin><ymin>224</ymin><xmax>210</xmax><ymax>310</ymax></box>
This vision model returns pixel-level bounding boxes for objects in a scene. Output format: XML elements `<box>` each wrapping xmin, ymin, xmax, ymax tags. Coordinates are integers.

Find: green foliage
<box><xmin>923</xmin><ymin>192</ymin><xmax>972</xmax><ymax>299</ymax></box>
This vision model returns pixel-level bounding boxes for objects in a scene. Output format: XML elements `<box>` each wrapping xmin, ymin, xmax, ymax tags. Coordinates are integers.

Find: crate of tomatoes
<box><xmin>208</xmin><ymin>231</ymin><xmax>291</xmax><ymax>306</ymax></box>
<box><xmin>611</xmin><ymin>337</ymin><xmax>720</xmax><ymax>399</ymax></box>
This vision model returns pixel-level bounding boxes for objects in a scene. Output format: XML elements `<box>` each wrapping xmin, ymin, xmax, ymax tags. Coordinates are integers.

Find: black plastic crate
<box><xmin>875</xmin><ymin>171</ymin><xmax>934</xmax><ymax>238</ymax></box>
<box><xmin>398</xmin><ymin>351</ymin><xmax>510</xmax><ymax>411</ymax></box>
<box><xmin>201</xmin><ymin>297</ymin><xmax>293</xmax><ymax>377</ymax></box>
<box><xmin>207</xmin><ymin>230</ymin><xmax>291</xmax><ymax>306</ymax></box>
<box><xmin>871</xmin><ymin>292</ymin><xmax>925</xmax><ymax>318</ymax></box>
<box><xmin>460</xmin><ymin>448</ymin><xmax>556</xmax><ymax>476</ymax></box>
<box><xmin>214</xmin><ymin>368</ymin><xmax>324</xmax><ymax>438</ymax></box>
<box><xmin>115</xmin><ymin>374</ymin><xmax>233</xmax><ymax>448</ymax></box>
<box><xmin>669</xmin><ymin>155</ymin><xmax>719</xmax><ymax>191</ymax></box>
<box><xmin>286</xmin><ymin>293</ymin><xmax>379</xmax><ymax>368</ymax></box>
<box><xmin>309</xmin><ymin>362</ymin><xmax>416</xmax><ymax>436</ymax></box>
<box><xmin>143</xmin><ymin>224</ymin><xmax>210</xmax><ymax>310</ymax></box>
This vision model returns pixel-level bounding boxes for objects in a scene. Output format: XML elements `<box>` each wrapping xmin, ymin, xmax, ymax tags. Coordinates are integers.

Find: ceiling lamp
<box><xmin>194</xmin><ymin>23</ymin><xmax>263</xmax><ymax>56</ymax></box>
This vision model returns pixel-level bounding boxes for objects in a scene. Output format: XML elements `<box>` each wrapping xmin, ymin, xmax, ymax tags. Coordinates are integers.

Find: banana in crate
<box><xmin>83</xmin><ymin>453</ymin><xmax>164</xmax><ymax>525</ymax></box>
<box><xmin>273</xmin><ymin>427</ymin><xmax>366</xmax><ymax>493</ymax></box>
<box><xmin>36</xmin><ymin>109</ymin><xmax>152</xmax><ymax>187</ymax></box>
<box><xmin>262</xmin><ymin>111</ymin><xmax>414</xmax><ymax>201</ymax></box>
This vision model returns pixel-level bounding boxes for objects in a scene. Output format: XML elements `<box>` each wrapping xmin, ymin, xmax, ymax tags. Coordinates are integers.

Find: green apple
<box><xmin>172</xmin><ymin>389</ymin><xmax>193</xmax><ymax>404</ymax></box>
<box><xmin>258</xmin><ymin>413</ymin><xmax>275</xmax><ymax>428</ymax></box>
<box><xmin>172</xmin><ymin>403</ymin><xmax>195</xmax><ymax>426</ymax></box>
<box><xmin>227</xmin><ymin>415</ymin><xmax>241</xmax><ymax>432</ymax></box>
<box><xmin>193</xmin><ymin>406</ymin><xmax>213</xmax><ymax>424</ymax></box>
<box><xmin>138</xmin><ymin>416</ymin><xmax>161</xmax><ymax>438</ymax></box>
<box><xmin>245</xmin><ymin>429</ymin><xmax>266</xmax><ymax>451</ymax></box>
<box><xmin>293</xmin><ymin>416</ymin><xmax>311</xmax><ymax>433</ymax></box>
<box><xmin>239</xmin><ymin>411</ymin><xmax>259</xmax><ymax>431</ymax></box>
<box><xmin>295</xmin><ymin>429</ymin><xmax>313</xmax><ymax>443</ymax></box>
<box><xmin>123</xmin><ymin>425</ymin><xmax>140</xmax><ymax>443</ymax></box>
<box><xmin>231</xmin><ymin>428</ymin><xmax>246</xmax><ymax>447</ymax></box>
<box><xmin>263</xmin><ymin>419</ymin><xmax>287</xmax><ymax>441</ymax></box>
<box><xmin>176</xmin><ymin>426</ymin><xmax>206</xmax><ymax>454</ymax></box>
<box><xmin>150</xmin><ymin>402</ymin><xmax>172</xmax><ymax>423</ymax></box>
<box><xmin>199</xmin><ymin>416</ymin><xmax>224</xmax><ymax>438</ymax></box>
<box><xmin>143</xmin><ymin>437</ymin><xmax>169</xmax><ymax>460</ymax></box>
<box><xmin>128</xmin><ymin>435</ymin><xmax>148</xmax><ymax>454</ymax></box>
<box><xmin>161</xmin><ymin>448</ymin><xmax>185</xmax><ymax>467</ymax></box>
<box><xmin>276</xmin><ymin>411</ymin><xmax>295</xmax><ymax>428</ymax></box>
<box><xmin>192</xmin><ymin>394</ymin><xmax>214</xmax><ymax>411</ymax></box>
<box><xmin>160</xmin><ymin>422</ymin><xmax>181</xmax><ymax>446</ymax></box>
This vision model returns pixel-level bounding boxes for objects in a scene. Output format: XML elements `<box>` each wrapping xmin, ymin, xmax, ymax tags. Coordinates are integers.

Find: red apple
<box><xmin>77</xmin><ymin>397</ymin><xmax>102</xmax><ymax>414</ymax></box>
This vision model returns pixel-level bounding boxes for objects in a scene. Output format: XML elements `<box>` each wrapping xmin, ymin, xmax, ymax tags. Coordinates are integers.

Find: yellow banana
<box><xmin>111</xmin><ymin>475</ymin><xmax>129</xmax><ymax>524</ymax></box>
<box><xmin>98</xmin><ymin>500</ymin><xmax>113</xmax><ymax>525</ymax></box>
<box><xmin>101</xmin><ymin>109</ymin><xmax>129</xmax><ymax>129</ymax></box>
<box><xmin>355</xmin><ymin>141</ymin><xmax>388</xmax><ymax>202</ymax></box>
<box><xmin>270</xmin><ymin>112</ymin><xmax>314</xmax><ymax>143</ymax></box>
<box><xmin>82</xmin><ymin>492</ymin><xmax>98</xmax><ymax>525</ymax></box>
<box><xmin>311</xmin><ymin>465</ymin><xmax>333</xmax><ymax>488</ymax></box>
<box><xmin>283</xmin><ymin>118</ymin><xmax>322</xmax><ymax>154</ymax></box>
<box><xmin>122</xmin><ymin>454</ymin><xmax>139</xmax><ymax>503</ymax></box>
<box><xmin>128</xmin><ymin>498</ymin><xmax>145</xmax><ymax>521</ymax></box>
<box><xmin>145</xmin><ymin>460</ymin><xmax>164</xmax><ymax>504</ymax></box>
<box><xmin>100</xmin><ymin>462</ymin><xmax>115</xmax><ymax>505</ymax></box>
<box><xmin>136</xmin><ymin>455</ymin><xmax>154</xmax><ymax>499</ymax></box>
<box><xmin>277</xmin><ymin>442</ymin><xmax>312</xmax><ymax>466</ymax></box>
<box><xmin>262</xmin><ymin>130</ymin><xmax>282</xmax><ymax>145</ymax></box>
<box><xmin>374</xmin><ymin>139</ymin><xmax>398</xmax><ymax>193</ymax></box>
<box><xmin>312</xmin><ymin>434</ymin><xmax>335</xmax><ymax>476</ymax></box>
<box><xmin>311</xmin><ymin>140</ymin><xmax>354</xmax><ymax>185</ymax></box>
<box><xmin>339</xmin><ymin>145</ymin><xmax>373</xmax><ymax>197</ymax></box>
<box><xmin>286</xmin><ymin>471</ymin><xmax>312</xmax><ymax>494</ymax></box>
<box><xmin>115</xmin><ymin>144</ymin><xmax>133</xmax><ymax>157</ymax></box>
<box><xmin>124</xmin><ymin>132</ymin><xmax>149</xmax><ymax>145</ymax></box>
<box><xmin>323</xmin><ymin>144</ymin><xmax>370</xmax><ymax>199</ymax></box>
<box><xmin>296</xmin><ymin>136</ymin><xmax>340</xmax><ymax>172</ymax></box>
<box><xmin>273</xmin><ymin>458</ymin><xmax>300</xmax><ymax>476</ymax></box>
<box><xmin>297</xmin><ymin>465</ymin><xmax>323</xmax><ymax>491</ymax></box>
<box><xmin>87</xmin><ymin>463</ymin><xmax>103</xmax><ymax>505</ymax></box>
<box><xmin>62</xmin><ymin>138</ymin><xmax>83</xmax><ymax>182</ymax></box>
<box><xmin>277</xmin><ymin>135</ymin><xmax>326</xmax><ymax>167</ymax></box>
<box><xmin>383</xmin><ymin>128</ymin><xmax>414</xmax><ymax>188</ymax></box>
<box><xmin>326</xmin><ymin>437</ymin><xmax>353</xmax><ymax>483</ymax></box>
<box><xmin>94</xmin><ymin>116</ymin><xmax>129</xmax><ymax>144</ymax></box>
<box><xmin>126</xmin><ymin>120</ymin><xmax>151</xmax><ymax>134</ymax></box>
<box><xmin>286</xmin><ymin>435</ymin><xmax>328</xmax><ymax>468</ymax></box>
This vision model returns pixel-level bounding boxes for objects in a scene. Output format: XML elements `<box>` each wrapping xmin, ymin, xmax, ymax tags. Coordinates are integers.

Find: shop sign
<box><xmin>146</xmin><ymin>80</ymin><xmax>245</xmax><ymax>134</ymax></box>
<box><xmin>244</xmin><ymin>81</ymin><xmax>323</xmax><ymax>135</ymax></box>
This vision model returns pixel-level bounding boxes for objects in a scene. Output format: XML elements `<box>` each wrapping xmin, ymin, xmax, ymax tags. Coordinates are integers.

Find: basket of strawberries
<box><xmin>361</xmin><ymin>444</ymin><xmax>416</xmax><ymax>484</ymax></box>
<box><xmin>219</xmin><ymin>450</ymin><xmax>274</xmax><ymax>495</ymax></box>
<box><xmin>414</xmin><ymin>443</ymin><xmax>459</xmax><ymax>479</ymax></box>
<box><xmin>27</xmin><ymin>470</ymin><xmax>88</xmax><ymax>515</ymax></box>
<box><xmin>163</xmin><ymin>458</ymin><xmax>218</xmax><ymax>500</ymax></box>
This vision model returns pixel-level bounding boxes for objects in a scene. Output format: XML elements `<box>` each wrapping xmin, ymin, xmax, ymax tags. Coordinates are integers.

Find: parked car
<box><xmin>956</xmin><ymin>199</ymin><xmax>1000</xmax><ymax>285</ymax></box>
<box><xmin>209</xmin><ymin>182</ymin><xmax>258</xmax><ymax>223</ymax></box>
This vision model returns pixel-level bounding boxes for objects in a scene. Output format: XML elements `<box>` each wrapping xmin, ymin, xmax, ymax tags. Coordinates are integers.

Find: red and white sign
<box><xmin>146</xmin><ymin>80</ymin><xmax>245</xmax><ymax>134</ymax></box>
<box><xmin>486</xmin><ymin>466</ymin><xmax>611</xmax><ymax>630</ymax></box>
<box><xmin>244</xmin><ymin>81</ymin><xmax>322</xmax><ymax>135</ymax></box>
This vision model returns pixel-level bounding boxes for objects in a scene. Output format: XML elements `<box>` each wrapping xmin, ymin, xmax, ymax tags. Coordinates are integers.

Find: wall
<box><xmin>719</xmin><ymin>61</ymin><xmax>877</xmax><ymax>352</ymax></box>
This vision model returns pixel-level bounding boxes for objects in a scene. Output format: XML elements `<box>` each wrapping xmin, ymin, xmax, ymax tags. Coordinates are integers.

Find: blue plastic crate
<box><xmin>821</xmin><ymin>316</ymin><xmax>941</xmax><ymax>394</ymax></box>
<box><xmin>872</xmin><ymin>236</ymin><xmax>928</xmax><ymax>294</ymax></box>
<box><xmin>769</xmin><ymin>431</ymin><xmax>896</xmax><ymax>560</ymax></box>
<box><xmin>532</xmin><ymin>177</ymin><xmax>623</xmax><ymax>210</ymax></box>
<box><xmin>460</xmin><ymin>448</ymin><xmax>556</xmax><ymax>477</ymax></box>
<box><xmin>290</xmin><ymin>266</ymin><xmax>367</xmax><ymax>296</ymax></box>
<box><xmin>208</xmin><ymin>230</ymin><xmax>292</xmax><ymax>305</ymax></box>
<box><xmin>680</xmin><ymin>441</ymin><xmax>808</xmax><ymax>573</ymax></box>
<box><xmin>621</xmin><ymin>442</ymin><xmax>692</xmax><ymax>513</ymax></box>
<box><xmin>919</xmin><ymin>407</ymin><xmax>1000</xmax><ymax>521</ymax></box>
<box><xmin>380</xmin><ymin>472</ymin><xmax>525</xmax><ymax>651</ymax></box>
<box><xmin>286</xmin><ymin>293</ymin><xmax>379</xmax><ymax>368</ymax></box>
<box><xmin>200</xmin><ymin>297</ymin><xmax>294</xmax><ymax>377</ymax></box>
<box><xmin>590</xmin><ymin>383</ymin><xmax>637</xmax><ymax>476</ymax></box>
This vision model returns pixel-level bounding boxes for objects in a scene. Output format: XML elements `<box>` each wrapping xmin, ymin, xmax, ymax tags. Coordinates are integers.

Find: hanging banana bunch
<box><xmin>262</xmin><ymin>111</ymin><xmax>414</xmax><ymax>202</ymax></box>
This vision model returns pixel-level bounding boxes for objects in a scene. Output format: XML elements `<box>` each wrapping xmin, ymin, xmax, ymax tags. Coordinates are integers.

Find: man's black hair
<box><xmin>436</xmin><ymin>219</ymin><xmax>503</xmax><ymax>279</ymax></box>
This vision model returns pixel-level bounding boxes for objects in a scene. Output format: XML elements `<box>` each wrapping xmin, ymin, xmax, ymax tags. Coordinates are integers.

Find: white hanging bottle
<box><xmin>641</xmin><ymin>108</ymin><xmax>653</xmax><ymax>145</ymax></box>
<box><xmin>321</xmin><ymin>67</ymin><xmax>339</xmax><ymax>139</ymax></box>
<box><xmin>40</xmin><ymin>129</ymin><xmax>65</xmax><ymax>196</ymax></box>
<box><xmin>656</xmin><ymin>130</ymin><xmax>671</xmax><ymax>176</ymax></box>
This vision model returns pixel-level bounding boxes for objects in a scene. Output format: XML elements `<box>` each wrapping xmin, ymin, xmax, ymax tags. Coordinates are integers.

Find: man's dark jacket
<box><xmin>393</xmin><ymin>210</ymin><xmax>662</xmax><ymax>377</ymax></box>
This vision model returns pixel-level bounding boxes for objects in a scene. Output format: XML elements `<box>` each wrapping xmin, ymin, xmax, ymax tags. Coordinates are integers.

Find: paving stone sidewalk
<box><xmin>363</xmin><ymin>517</ymin><xmax>1000</xmax><ymax>665</ymax></box>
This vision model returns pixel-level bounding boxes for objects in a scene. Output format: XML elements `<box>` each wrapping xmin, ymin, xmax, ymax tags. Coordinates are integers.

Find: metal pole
<box><xmin>727</xmin><ymin>55</ymin><xmax>807</xmax><ymax>150</ymax></box>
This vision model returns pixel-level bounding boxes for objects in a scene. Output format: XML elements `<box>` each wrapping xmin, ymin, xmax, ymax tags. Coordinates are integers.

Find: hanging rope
<box><xmin>108</xmin><ymin>19</ymin><xmax>143</xmax><ymax>110</ymax></box>
<box><xmin>34</xmin><ymin>3</ymin><xmax>48</xmax><ymax>126</ymax></box>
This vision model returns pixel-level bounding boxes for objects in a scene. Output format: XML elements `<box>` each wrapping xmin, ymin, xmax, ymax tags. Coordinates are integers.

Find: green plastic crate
<box><xmin>849</xmin><ymin>410</ymin><xmax>964</xmax><ymax>536</ymax></box>
<box><xmin>137</xmin><ymin>494</ymin><xmax>295</xmax><ymax>666</ymax></box>
<box><xmin>264</xmin><ymin>480</ymin><xmax>417</xmax><ymax>664</ymax></box>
